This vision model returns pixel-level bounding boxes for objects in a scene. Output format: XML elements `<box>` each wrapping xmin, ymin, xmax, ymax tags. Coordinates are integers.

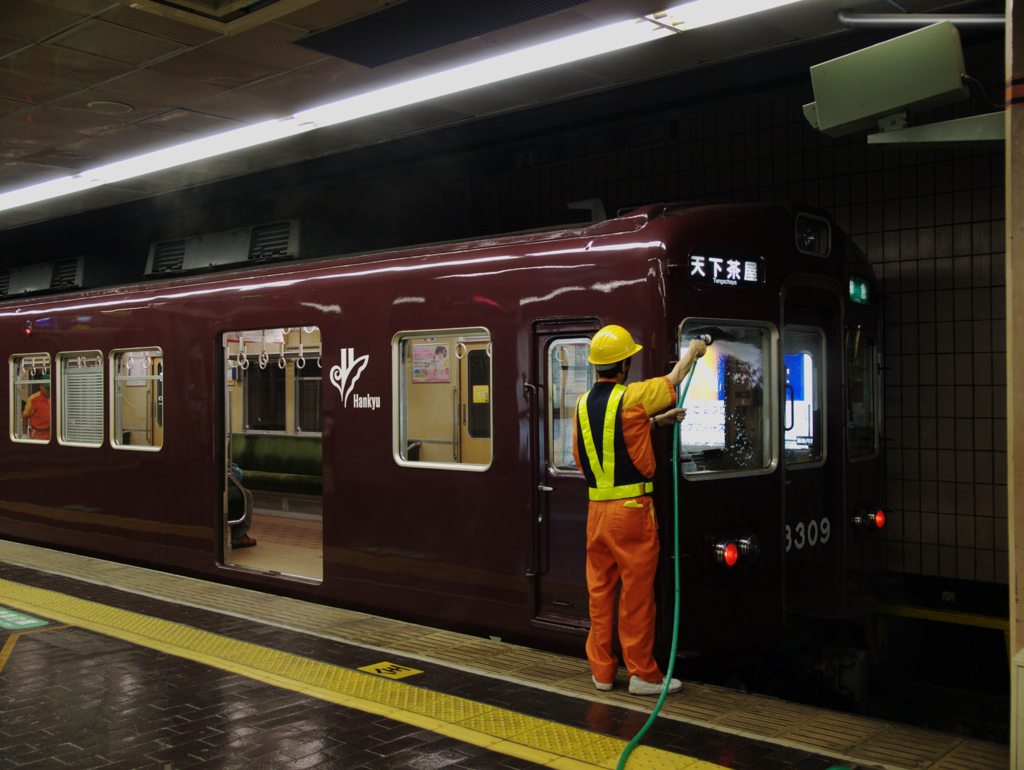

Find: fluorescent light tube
<box><xmin>656</xmin><ymin>0</ymin><xmax>803</xmax><ymax>31</ymax></box>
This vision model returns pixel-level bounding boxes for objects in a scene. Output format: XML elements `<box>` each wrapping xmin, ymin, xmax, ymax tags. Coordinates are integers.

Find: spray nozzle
<box><xmin>693</xmin><ymin>334</ymin><xmax>713</xmax><ymax>345</ymax></box>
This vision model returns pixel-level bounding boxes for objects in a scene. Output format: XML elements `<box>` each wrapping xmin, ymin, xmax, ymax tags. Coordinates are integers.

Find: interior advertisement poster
<box><xmin>412</xmin><ymin>343</ymin><xmax>450</xmax><ymax>383</ymax></box>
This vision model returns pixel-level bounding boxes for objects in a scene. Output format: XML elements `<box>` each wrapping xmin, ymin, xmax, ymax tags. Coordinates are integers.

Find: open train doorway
<box><xmin>220</xmin><ymin>327</ymin><xmax>323</xmax><ymax>582</ymax></box>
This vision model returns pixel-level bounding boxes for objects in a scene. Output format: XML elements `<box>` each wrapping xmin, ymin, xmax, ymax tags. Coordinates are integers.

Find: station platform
<box><xmin>0</xmin><ymin>539</ymin><xmax>1008</xmax><ymax>770</ymax></box>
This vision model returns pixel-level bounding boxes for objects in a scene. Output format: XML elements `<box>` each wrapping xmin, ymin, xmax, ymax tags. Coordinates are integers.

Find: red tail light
<box><xmin>713</xmin><ymin>534</ymin><xmax>759</xmax><ymax>571</ymax></box>
<box><xmin>851</xmin><ymin>503</ymin><xmax>885</xmax><ymax>537</ymax></box>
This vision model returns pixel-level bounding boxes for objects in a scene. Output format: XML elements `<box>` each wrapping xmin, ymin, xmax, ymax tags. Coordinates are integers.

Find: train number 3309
<box><xmin>785</xmin><ymin>518</ymin><xmax>831</xmax><ymax>552</ymax></box>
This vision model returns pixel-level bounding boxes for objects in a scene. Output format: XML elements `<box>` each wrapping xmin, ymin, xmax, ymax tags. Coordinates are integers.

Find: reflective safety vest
<box><xmin>576</xmin><ymin>383</ymin><xmax>654</xmax><ymax>502</ymax></box>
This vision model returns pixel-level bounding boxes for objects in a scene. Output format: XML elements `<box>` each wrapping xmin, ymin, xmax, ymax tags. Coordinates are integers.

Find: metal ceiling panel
<box><xmin>206</xmin><ymin>21</ymin><xmax>327</xmax><ymax>70</ymax></box>
<box><xmin>0</xmin><ymin>1</ymin><xmax>86</xmax><ymax>44</ymax></box>
<box><xmin>138</xmin><ymin>108</ymin><xmax>243</xmax><ymax>136</ymax></box>
<box><xmin>97</xmin><ymin>5</ymin><xmax>223</xmax><ymax>46</ymax></box>
<box><xmin>148</xmin><ymin>48</ymin><xmax>284</xmax><ymax>89</ymax></box>
<box><xmin>218</xmin><ymin>58</ymin><xmax>368</xmax><ymax>114</ymax></box>
<box><xmin>1</xmin><ymin>44</ymin><xmax>134</xmax><ymax>89</ymax></box>
<box><xmin>0</xmin><ymin>69</ymin><xmax>82</xmax><ymax>106</ymax></box>
<box><xmin>102</xmin><ymin>68</ymin><xmax>230</xmax><ymax>106</ymax></box>
<box><xmin>296</xmin><ymin>0</ymin><xmax>590</xmax><ymax>68</ymax></box>
<box><xmin>49</xmin><ymin>19</ymin><xmax>186</xmax><ymax>65</ymax></box>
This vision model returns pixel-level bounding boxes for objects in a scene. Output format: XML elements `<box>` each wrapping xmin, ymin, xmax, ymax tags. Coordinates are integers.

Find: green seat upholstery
<box><xmin>231</xmin><ymin>433</ymin><xmax>322</xmax><ymax>496</ymax></box>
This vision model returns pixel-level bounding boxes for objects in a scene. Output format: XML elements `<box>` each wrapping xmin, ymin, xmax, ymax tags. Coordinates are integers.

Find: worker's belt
<box><xmin>588</xmin><ymin>481</ymin><xmax>653</xmax><ymax>502</ymax></box>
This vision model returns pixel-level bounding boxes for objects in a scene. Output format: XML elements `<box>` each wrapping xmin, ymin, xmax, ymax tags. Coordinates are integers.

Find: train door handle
<box><xmin>538</xmin><ymin>485</ymin><xmax>554</xmax><ymax>492</ymax></box>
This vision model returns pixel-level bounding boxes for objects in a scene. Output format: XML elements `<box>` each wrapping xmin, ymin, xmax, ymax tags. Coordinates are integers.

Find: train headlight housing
<box><xmin>712</xmin><ymin>533</ymin><xmax>761</xmax><ymax>572</ymax></box>
<box><xmin>851</xmin><ymin>502</ymin><xmax>885</xmax><ymax>538</ymax></box>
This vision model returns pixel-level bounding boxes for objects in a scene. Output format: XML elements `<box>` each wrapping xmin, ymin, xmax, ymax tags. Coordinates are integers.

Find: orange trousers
<box><xmin>585</xmin><ymin>495</ymin><xmax>663</xmax><ymax>685</ymax></box>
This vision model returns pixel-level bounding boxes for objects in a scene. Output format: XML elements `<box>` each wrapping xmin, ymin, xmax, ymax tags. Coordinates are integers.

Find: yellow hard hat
<box><xmin>588</xmin><ymin>325</ymin><xmax>642</xmax><ymax>366</ymax></box>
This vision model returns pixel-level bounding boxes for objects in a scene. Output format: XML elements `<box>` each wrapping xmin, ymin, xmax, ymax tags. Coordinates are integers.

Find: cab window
<box><xmin>394</xmin><ymin>329</ymin><xmax>492</xmax><ymax>468</ymax></box>
<box><xmin>784</xmin><ymin>326</ymin><xmax>825</xmax><ymax>467</ymax></box>
<box><xmin>677</xmin><ymin>321</ymin><xmax>776</xmax><ymax>476</ymax></box>
<box><xmin>11</xmin><ymin>354</ymin><xmax>51</xmax><ymax>443</ymax></box>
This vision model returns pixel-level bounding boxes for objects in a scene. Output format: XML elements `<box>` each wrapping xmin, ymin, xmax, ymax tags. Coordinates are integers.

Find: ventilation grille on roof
<box><xmin>250</xmin><ymin>222</ymin><xmax>292</xmax><ymax>260</ymax></box>
<box><xmin>145</xmin><ymin>220</ymin><xmax>301</xmax><ymax>277</ymax></box>
<box><xmin>151</xmin><ymin>241</ymin><xmax>187</xmax><ymax>274</ymax></box>
<box><xmin>50</xmin><ymin>259</ymin><xmax>80</xmax><ymax>289</ymax></box>
<box><xmin>296</xmin><ymin>0</ymin><xmax>588</xmax><ymax>68</ymax></box>
<box><xmin>0</xmin><ymin>271</ymin><xmax>9</xmax><ymax>297</ymax></box>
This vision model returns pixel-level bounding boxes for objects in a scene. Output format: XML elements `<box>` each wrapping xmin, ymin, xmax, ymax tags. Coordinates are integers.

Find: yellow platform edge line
<box><xmin>0</xmin><ymin>578</ymin><xmax>720</xmax><ymax>770</ymax></box>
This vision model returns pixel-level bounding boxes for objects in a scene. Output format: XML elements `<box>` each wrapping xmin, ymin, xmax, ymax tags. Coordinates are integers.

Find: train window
<box><xmin>783</xmin><ymin>327</ymin><xmax>825</xmax><ymax>467</ymax></box>
<box><xmin>394</xmin><ymin>329</ymin><xmax>492</xmax><ymax>469</ymax></box>
<box><xmin>847</xmin><ymin>329</ymin><xmax>879</xmax><ymax>460</ymax></box>
<box><xmin>110</xmin><ymin>348</ymin><xmax>164</xmax><ymax>451</ymax></box>
<box><xmin>227</xmin><ymin>328</ymin><xmax>323</xmax><ymax>435</ymax></box>
<box><xmin>677</xmin><ymin>322</ymin><xmax>776</xmax><ymax>476</ymax></box>
<box><xmin>57</xmin><ymin>351</ymin><xmax>104</xmax><ymax>447</ymax></box>
<box><xmin>10</xmin><ymin>354</ymin><xmax>51</xmax><ymax>443</ymax></box>
<box><xmin>547</xmin><ymin>339</ymin><xmax>594</xmax><ymax>472</ymax></box>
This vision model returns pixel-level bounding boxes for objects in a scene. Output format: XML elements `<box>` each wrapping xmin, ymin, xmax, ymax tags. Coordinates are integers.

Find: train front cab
<box><xmin>669</xmin><ymin>223</ymin><xmax>883</xmax><ymax>664</ymax></box>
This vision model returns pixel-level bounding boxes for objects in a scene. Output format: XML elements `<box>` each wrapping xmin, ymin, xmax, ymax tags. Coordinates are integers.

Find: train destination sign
<box><xmin>689</xmin><ymin>251</ymin><xmax>763</xmax><ymax>287</ymax></box>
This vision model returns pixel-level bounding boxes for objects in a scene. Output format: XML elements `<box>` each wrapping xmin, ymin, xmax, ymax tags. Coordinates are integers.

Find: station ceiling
<box><xmin>0</xmin><ymin>0</ymin><xmax>1002</xmax><ymax>232</ymax></box>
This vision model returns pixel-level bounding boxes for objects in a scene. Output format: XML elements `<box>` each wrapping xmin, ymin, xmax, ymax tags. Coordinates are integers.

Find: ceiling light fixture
<box><xmin>0</xmin><ymin>0</ymin><xmax>805</xmax><ymax>216</ymax></box>
<box><xmin>650</xmin><ymin>0</ymin><xmax>803</xmax><ymax>31</ymax></box>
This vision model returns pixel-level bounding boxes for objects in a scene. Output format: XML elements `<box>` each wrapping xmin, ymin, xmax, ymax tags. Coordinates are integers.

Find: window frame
<box><xmin>392</xmin><ymin>327</ymin><xmax>492</xmax><ymax>471</ymax></box>
<box><xmin>545</xmin><ymin>337</ymin><xmax>593</xmax><ymax>476</ymax></box>
<box><xmin>10</xmin><ymin>353</ymin><xmax>52</xmax><ymax>444</ymax></box>
<box><xmin>56</xmin><ymin>350</ymin><xmax>104</xmax><ymax>448</ymax></box>
<box><xmin>783</xmin><ymin>325</ymin><xmax>827</xmax><ymax>470</ymax></box>
<box><xmin>109</xmin><ymin>347</ymin><xmax>164</xmax><ymax>452</ymax></box>
<box><xmin>677</xmin><ymin>318</ymin><xmax>779</xmax><ymax>480</ymax></box>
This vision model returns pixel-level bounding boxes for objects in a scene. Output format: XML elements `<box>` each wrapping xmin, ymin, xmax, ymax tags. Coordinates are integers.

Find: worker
<box><xmin>22</xmin><ymin>383</ymin><xmax>50</xmax><ymax>441</ymax></box>
<box><xmin>573</xmin><ymin>325</ymin><xmax>705</xmax><ymax>695</ymax></box>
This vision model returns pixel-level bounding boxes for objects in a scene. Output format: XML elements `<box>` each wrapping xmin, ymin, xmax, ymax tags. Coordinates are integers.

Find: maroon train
<box><xmin>0</xmin><ymin>202</ymin><xmax>884</xmax><ymax>664</ymax></box>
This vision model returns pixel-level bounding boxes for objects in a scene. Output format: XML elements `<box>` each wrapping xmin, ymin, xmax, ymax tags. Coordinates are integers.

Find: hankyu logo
<box><xmin>330</xmin><ymin>349</ymin><xmax>380</xmax><ymax>410</ymax></box>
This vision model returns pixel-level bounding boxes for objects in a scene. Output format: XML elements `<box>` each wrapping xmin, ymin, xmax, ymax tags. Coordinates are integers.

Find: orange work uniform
<box><xmin>22</xmin><ymin>389</ymin><xmax>50</xmax><ymax>440</ymax></box>
<box><xmin>572</xmin><ymin>375</ymin><xmax>675</xmax><ymax>685</ymax></box>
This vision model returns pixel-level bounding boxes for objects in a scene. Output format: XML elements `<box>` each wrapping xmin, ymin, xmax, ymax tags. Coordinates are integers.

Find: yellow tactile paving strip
<box><xmin>0</xmin><ymin>574</ymin><xmax>713</xmax><ymax>770</ymax></box>
<box><xmin>0</xmin><ymin>539</ymin><xmax>1009</xmax><ymax>770</ymax></box>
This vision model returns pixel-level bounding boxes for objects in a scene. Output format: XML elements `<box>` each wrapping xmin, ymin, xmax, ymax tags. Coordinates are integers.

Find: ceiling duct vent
<box><xmin>145</xmin><ymin>220</ymin><xmax>301</xmax><ymax>277</ymax></box>
<box><xmin>296</xmin><ymin>0</ymin><xmax>588</xmax><ymax>68</ymax></box>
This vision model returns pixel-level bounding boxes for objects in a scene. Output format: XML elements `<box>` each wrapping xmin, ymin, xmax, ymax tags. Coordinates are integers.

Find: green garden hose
<box><xmin>614</xmin><ymin>357</ymin><xmax>699</xmax><ymax>769</ymax></box>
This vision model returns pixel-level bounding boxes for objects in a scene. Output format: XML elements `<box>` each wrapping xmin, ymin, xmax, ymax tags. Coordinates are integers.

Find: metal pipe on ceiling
<box><xmin>835</xmin><ymin>9</ymin><xmax>1005</xmax><ymax>30</ymax></box>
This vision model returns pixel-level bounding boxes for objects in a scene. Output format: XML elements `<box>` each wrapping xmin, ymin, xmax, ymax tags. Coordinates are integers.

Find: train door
<box><xmin>220</xmin><ymin>327</ymin><xmax>324</xmax><ymax>582</ymax></box>
<box><xmin>782</xmin><ymin>285</ymin><xmax>844</xmax><ymax>611</ymax></box>
<box><xmin>528</xmin><ymin>322</ymin><xmax>597</xmax><ymax>631</ymax></box>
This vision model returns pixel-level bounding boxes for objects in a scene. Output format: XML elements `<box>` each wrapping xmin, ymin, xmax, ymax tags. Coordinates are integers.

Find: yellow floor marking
<box><xmin>0</xmin><ymin>624</ymin><xmax>72</xmax><ymax>675</ymax></box>
<box><xmin>0</xmin><ymin>578</ymin><xmax>719</xmax><ymax>770</ymax></box>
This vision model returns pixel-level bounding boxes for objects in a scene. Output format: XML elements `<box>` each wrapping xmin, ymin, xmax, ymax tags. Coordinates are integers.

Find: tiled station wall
<box><xmin>468</xmin><ymin>42</ymin><xmax>1008</xmax><ymax>584</ymax></box>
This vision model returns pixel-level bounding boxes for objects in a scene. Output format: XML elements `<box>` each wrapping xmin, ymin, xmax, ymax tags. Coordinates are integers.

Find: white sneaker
<box><xmin>592</xmin><ymin>675</ymin><xmax>613</xmax><ymax>691</ymax></box>
<box><xmin>628</xmin><ymin>675</ymin><xmax>682</xmax><ymax>696</ymax></box>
